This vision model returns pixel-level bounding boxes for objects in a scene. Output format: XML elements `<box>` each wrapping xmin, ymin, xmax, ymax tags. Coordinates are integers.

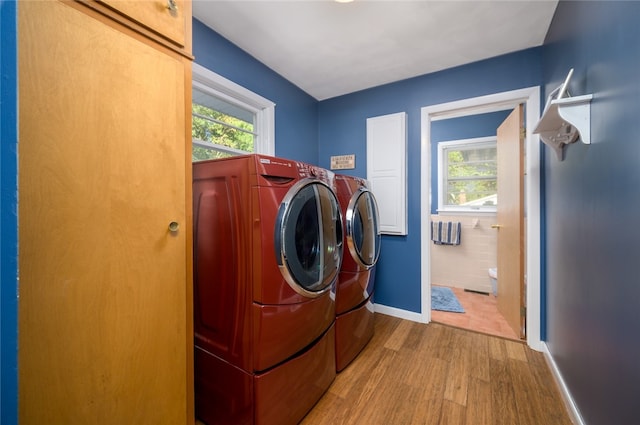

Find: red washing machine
<box><xmin>334</xmin><ymin>174</ymin><xmax>381</xmax><ymax>372</ymax></box>
<box><xmin>192</xmin><ymin>154</ymin><xmax>343</xmax><ymax>425</ymax></box>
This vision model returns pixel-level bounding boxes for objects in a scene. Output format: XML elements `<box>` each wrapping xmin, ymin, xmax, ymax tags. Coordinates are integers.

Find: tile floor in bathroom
<box><xmin>431</xmin><ymin>285</ymin><xmax>520</xmax><ymax>340</ymax></box>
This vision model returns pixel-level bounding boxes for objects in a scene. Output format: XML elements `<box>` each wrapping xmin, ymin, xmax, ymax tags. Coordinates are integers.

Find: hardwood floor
<box><xmin>196</xmin><ymin>314</ymin><xmax>572</xmax><ymax>425</ymax></box>
<box><xmin>299</xmin><ymin>314</ymin><xmax>572</xmax><ymax>425</ymax></box>
<box><xmin>431</xmin><ymin>285</ymin><xmax>519</xmax><ymax>341</ymax></box>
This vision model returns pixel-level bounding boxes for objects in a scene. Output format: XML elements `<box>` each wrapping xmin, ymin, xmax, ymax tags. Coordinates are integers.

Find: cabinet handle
<box><xmin>168</xmin><ymin>221</ymin><xmax>180</xmax><ymax>232</ymax></box>
<box><xmin>490</xmin><ymin>224</ymin><xmax>502</xmax><ymax>229</ymax></box>
<box><xmin>167</xmin><ymin>0</ymin><xmax>178</xmax><ymax>14</ymax></box>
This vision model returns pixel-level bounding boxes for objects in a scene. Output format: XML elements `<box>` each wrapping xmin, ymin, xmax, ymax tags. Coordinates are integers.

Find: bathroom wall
<box><xmin>430</xmin><ymin>111</ymin><xmax>511</xmax><ymax>215</ymax></box>
<box><xmin>430</xmin><ymin>215</ymin><xmax>497</xmax><ymax>294</ymax></box>
<box><xmin>429</xmin><ymin>110</ymin><xmax>508</xmax><ymax>293</ymax></box>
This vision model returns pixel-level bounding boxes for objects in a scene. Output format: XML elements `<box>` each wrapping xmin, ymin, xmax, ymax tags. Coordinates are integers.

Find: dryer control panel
<box><xmin>254</xmin><ymin>154</ymin><xmax>335</xmax><ymax>186</ymax></box>
<box><xmin>295</xmin><ymin>161</ymin><xmax>335</xmax><ymax>184</ymax></box>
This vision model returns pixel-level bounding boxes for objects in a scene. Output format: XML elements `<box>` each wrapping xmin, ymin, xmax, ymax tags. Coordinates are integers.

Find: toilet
<box><xmin>488</xmin><ymin>268</ymin><xmax>498</xmax><ymax>296</ymax></box>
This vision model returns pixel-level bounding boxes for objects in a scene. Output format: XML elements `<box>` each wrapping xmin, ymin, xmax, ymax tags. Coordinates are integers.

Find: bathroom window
<box><xmin>437</xmin><ymin>136</ymin><xmax>497</xmax><ymax>213</ymax></box>
<box><xmin>192</xmin><ymin>63</ymin><xmax>275</xmax><ymax>161</ymax></box>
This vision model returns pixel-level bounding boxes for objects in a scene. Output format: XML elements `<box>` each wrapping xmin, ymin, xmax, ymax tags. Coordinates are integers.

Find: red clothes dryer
<box><xmin>334</xmin><ymin>174</ymin><xmax>381</xmax><ymax>372</ymax></box>
<box><xmin>193</xmin><ymin>154</ymin><xmax>343</xmax><ymax>425</ymax></box>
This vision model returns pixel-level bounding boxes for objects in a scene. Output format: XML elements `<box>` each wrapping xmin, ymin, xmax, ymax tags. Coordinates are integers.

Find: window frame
<box><xmin>192</xmin><ymin>62</ymin><xmax>275</xmax><ymax>158</ymax></box>
<box><xmin>437</xmin><ymin>136</ymin><xmax>497</xmax><ymax>214</ymax></box>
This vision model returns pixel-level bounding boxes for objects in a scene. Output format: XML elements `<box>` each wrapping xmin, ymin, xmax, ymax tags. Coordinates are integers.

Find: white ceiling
<box><xmin>192</xmin><ymin>0</ymin><xmax>558</xmax><ymax>101</ymax></box>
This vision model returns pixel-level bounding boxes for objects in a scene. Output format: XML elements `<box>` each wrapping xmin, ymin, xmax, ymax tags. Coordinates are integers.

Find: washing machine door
<box><xmin>275</xmin><ymin>179</ymin><xmax>343</xmax><ymax>298</ymax></box>
<box><xmin>346</xmin><ymin>188</ymin><xmax>381</xmax><ymax>269</ymax></box>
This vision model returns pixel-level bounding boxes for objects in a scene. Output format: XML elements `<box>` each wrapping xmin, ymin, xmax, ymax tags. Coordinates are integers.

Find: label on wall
<box><xmin>330</xmin><ymin>154</ymin><xmax>355</xmax><ymax>170</ymax></box>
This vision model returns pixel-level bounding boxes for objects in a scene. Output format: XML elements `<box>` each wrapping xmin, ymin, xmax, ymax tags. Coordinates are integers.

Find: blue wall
<box><xmin>5</xmin><ymin>3</ymin><xmax>638</xmax><ymax>423</ymax></box>
<box><xmin>0</xmin><ymin>1</ymin><xmax>18</xmax><ymax>424</ymax></box>
<box><xmin>542</xmin><ymin>2</ymin><xmax>640</xmax><ymax>424</ymax></box>
<box><xmin>317</xmin><ymin>49</ymin><xmax>542</xmax><ymax>313</ymax></box>
<box><xmin>193</xmin><ymin>19</ymin><xmax>319</xmax><ymax>164</ymax></box>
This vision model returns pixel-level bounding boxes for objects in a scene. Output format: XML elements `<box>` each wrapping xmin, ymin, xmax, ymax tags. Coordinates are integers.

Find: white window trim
<box><xmin>192</xmin><ymin>62</ymin><xmax>275</xmax><ymax>156</ymax></box>
<box><xmin>437</xmin><ymin>136</ymin><xmax>497</xmax><ymax>214</ymax></box>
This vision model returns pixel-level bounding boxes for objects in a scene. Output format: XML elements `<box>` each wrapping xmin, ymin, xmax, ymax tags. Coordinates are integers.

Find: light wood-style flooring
<box><xmin>196</xmin><ymin>314</ymin><xmax>572</xmax><ymax>425</ymax></box>
<box><xmin>431</xmin><ymin>285</ymin><xmax>519</xmax><ymax>341</ymax></box>
<box><xmin>299</xmin><ymin>314</ymin><xmax>572</xmax><ymax>425</ymax></box>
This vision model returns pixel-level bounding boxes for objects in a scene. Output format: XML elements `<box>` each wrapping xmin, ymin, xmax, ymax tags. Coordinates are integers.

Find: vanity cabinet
<box><xmin>18</xmin><ymin>1</ymin><xmax>193</xmax><ymax>423</ymax></box>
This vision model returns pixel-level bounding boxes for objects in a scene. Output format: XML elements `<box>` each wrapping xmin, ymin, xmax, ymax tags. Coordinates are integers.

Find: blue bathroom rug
<box><xmin>431</xmin><ymin>286</ymin><xmax>465</xmax><ymax>313</ymax></box>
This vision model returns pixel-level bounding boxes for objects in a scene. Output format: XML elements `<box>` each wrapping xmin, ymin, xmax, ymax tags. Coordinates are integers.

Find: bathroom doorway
<box><xmin>420</xmin><ymin>87</ymin><xmax>543</xmax><ymax>350</ymax></box>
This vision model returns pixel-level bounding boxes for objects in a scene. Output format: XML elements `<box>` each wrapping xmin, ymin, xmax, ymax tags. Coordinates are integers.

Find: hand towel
<box><xmin>431</xmin><ymin>221</ymin><xmax>461</xmax><ymax>245</ymax></box>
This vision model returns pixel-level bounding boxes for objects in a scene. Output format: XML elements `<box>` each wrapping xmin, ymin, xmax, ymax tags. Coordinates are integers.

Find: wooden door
<box><xmin>18</xmin><ymin>2</ymin><xmax>190</xmax><ymax>423</ymax></box>
<box><xmin>496</xmin><ymin>105</ymin><xmax>525</xmax><ymax>339</ymax></box>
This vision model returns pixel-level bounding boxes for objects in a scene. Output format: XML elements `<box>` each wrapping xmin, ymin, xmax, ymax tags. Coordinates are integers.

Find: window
<box><xmin>437</xmin><ymin>136</ymin><xmax>497</xmax><ymax>212</ymax></box>
<box><xmin>192</xmin><ymin>63</ymin><xmax>275</xmax><ymax>161</ymax></box>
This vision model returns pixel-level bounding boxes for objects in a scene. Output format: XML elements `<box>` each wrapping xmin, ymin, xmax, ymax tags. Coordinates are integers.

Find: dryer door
<box><xmin>275</xmin><ymin>179</ymin><xmax>343</xmax><ymax>298</ymax></box>
<box><xmin>347</xmin><ymin>188</ymin><xmax>381</xmax><ymax>269</ymax></box>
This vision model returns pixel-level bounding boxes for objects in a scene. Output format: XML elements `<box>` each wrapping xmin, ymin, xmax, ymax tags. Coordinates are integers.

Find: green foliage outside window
<box><xmin>192</xmin><ymin>103</ymin><xmax>254</xmax><ymax>161</ymax></box>
<box><xmin>445</xmin><ymin>145</ymin><xmax>497</xmax><ymax>207</ymax></box>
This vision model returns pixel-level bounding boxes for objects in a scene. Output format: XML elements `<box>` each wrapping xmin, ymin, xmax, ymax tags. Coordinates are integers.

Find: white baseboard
<box><xmin>374</xmin><ymin>303</ymin><xmax>426</xmax><ymax>323</ymax></box>
<box><xmin>541</xmin><ymin>342</ymin><xmax>585</xmax><ymax>425</ymax></box>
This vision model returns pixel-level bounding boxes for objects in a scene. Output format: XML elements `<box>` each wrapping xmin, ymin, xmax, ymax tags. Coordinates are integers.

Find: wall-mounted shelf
<box><xmin>533</xmin><ymin>69</ymin><xmax>592</xmax><ymax>160</ymax></box>
<box><xmin>534</xmin><ymin>94</ymin><xmax>592</xmax><ymax>160</ymax></box>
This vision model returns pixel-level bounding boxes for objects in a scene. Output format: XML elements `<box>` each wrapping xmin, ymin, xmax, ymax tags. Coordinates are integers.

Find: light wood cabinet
<box><xmin>96</xmin><ymin>0</ymin><xmax>188</xmax><ymax>48</ymax></box>
<box><xmin>18</xmin><ymin>1</ymin><xmax>193</xmax><ymax>423</ymax></box>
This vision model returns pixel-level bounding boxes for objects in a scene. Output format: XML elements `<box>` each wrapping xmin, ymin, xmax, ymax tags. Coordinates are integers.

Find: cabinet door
<box><xmin>98</xmin><ymin>0</ymin><xmax>186</xmax><ymax>47</ymax></box>
<box><xmin>19</xmin><ymin>2</ymin><xmax>190</xmax><ymax>423</ymax></box>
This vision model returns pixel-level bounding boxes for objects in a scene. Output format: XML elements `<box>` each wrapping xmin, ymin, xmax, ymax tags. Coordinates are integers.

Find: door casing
<box><xmin>420</xmin><ymin>87</ymin><xmax>542</xmax><ymax>351</ymax></box>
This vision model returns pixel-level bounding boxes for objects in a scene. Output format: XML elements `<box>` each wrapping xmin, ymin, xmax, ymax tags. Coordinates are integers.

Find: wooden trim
<box><xmin>183</xmin><ymin>59</ymin><xmax>195</xmax><ymax>425</ymax></box>
<box><xmin>70</xmin><ymin>0</ymin><xmax>194</xmax><ymax>60</ymax></box>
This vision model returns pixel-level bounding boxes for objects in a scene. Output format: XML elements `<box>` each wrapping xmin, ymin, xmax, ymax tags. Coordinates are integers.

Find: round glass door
<box><xmin>346</xmin><ymin>188</ymin><xmax>381</xmax><ymax>269</ymax></box>
<box><xmin>274</xmin><ymin>179</ymin><xmax>343</xmax><ymax>297</ymax></box>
